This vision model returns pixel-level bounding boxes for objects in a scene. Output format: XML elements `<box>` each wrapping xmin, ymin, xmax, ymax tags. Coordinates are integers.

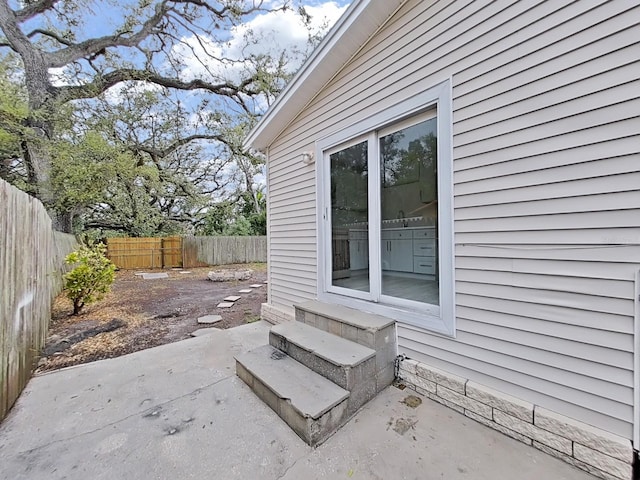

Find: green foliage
<box><xmin>0</xmin><ymin>54</ymin><xmax>30</xmax><ymax>189</ymax></box>
<box><xmin>198</xmin><ymin>189</ymin><xmax>266</xmax><ymax>236</ymax></box>
<box><xmin>64</xmin><ymin>243</ymin><xmax>116</xmax><ymax>316</ymax></box>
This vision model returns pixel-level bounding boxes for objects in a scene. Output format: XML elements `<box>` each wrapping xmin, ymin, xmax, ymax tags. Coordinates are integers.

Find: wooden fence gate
<box><xmin>106</xmin><ymin>236</ymin><xmax>183</xmax><ymax>269</ymax></box>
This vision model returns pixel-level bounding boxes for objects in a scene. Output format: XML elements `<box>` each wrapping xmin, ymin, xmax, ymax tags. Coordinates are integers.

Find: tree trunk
<box><xmin>0</xmin><ymin>0</ymin><xmax>72</xmax><ymax>230</ymax></box>
<box><xmin>22</xmin><ymin>49</ymin><xmax>72</xmax><ymax>231</ymax></box>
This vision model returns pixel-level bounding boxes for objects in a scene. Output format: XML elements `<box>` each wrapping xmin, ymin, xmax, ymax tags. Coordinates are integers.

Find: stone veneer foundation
<box><xmin>261</xmin><ymin>302</ymin><xmax>295</xmax><ymax>325</ymax></box>
<box><xmin>398</xmin><ymin>358</ymin><xmax>635</xmax><ymax>480</ymax></box>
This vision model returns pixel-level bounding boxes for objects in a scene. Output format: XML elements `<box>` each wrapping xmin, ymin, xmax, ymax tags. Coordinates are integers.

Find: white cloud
<box><xmin>171</xmin><ymin>1</ymin><xmax>348</xmax><ymax>83</ymax></box>
<box><xmin>102</xmin><ymin>81</ymin><xmax>164</xmax><ymax>105</ymax></box>
<box><xmin>48</xmin><ymin>66</ymin><xmax>79</xmax><ymax>87</ymax></box>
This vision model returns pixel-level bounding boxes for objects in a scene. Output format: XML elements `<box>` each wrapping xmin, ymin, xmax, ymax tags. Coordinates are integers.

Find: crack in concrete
<box><xmin>276</xmin><ymin>450</ymin><xmax>309</xmax><ymax>480</ymax></box>
<box><xmin>12</xmin><ymin>375</ymin><xmax>234</xmax><ymax>456</ymax></box>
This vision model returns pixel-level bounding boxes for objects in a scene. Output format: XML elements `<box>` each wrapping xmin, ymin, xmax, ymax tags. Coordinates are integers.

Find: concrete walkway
<box><xmin>0</xmin><ymin>321</ymin><xmax>594</xmax><ymax>480</ymax></box>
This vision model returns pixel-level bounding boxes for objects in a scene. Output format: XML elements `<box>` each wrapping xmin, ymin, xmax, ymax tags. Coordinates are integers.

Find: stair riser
<box><xmin>295</xmin><ymin>310</ymin><xmax>397</xmax><ymax>393</ymax></box>
<box><xmin>270</xmin><ymin>333</ymin><xmax>378</xmax><ymax>413</ymax></box>
<box><xmin>269</xmin><ymin>332</ymin><xmax>375</xmax><ymax>390</ymax></box>
<box><xmin>236</xmin><ymin>359</ymin><xmax>348</xmax><ymax>446</ymax></box>
<box><xmin>281</xmin><ymin>396</ymin><xmax>349</xmax><ymax>447</ymax></box>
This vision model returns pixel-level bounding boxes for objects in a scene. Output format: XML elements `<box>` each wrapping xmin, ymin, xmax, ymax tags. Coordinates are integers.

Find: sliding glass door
<box><xmin>379</xmin><ymin>116</ymin><xmax>439</xmax><ymax>306</ymax></box>
<box><xmin>329</xmin><ymin>139</ymin><xmax>370</xmax><ymax>296</ymax></box>
<box><xmin>327</xmin><ymin>111</ymin><xmax>439</xmax><ymax>309</ymax></box>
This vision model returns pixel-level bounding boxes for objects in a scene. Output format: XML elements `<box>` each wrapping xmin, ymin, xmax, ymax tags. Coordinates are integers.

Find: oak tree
<box><xmin>0</xmin><ymin>0</ymin><xmax>292</xmax><ymax>231</ymax></box>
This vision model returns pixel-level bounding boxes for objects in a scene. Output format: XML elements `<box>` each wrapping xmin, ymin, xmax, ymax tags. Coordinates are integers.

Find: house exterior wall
<box><xmin>265</xmin><ymin>0</ymin><xmax>640</xmax><ymax>443</ymax></box>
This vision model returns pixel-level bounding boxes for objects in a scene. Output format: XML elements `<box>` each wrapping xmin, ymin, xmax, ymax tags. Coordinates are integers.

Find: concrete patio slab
<box><xmin>0</xmin><ymin>322</ymin><xmax>595</xmax><ymax>480</ymax></box>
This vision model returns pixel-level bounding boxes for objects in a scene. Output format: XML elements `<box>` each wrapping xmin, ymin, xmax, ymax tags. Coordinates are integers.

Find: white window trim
<box><xmin>315</xmin><ymin>78</ymin><xmax>456</xmax><ymax>337</ymax></box>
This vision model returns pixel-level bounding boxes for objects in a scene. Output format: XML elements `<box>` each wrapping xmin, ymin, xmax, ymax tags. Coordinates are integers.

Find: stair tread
<box><xmin>271</xmin><ymin>321</ymin><xmax>375</xmax><ymax>367</ymax></box>
<box><xmin>295</xmin><ymin>300</ymin><xmax>395</xmax><ymax>330</ymax></box>
<box><xmin>235</xmin><ymin>345</ymin><xmax>349</xmax><ymax>419</ymax></box>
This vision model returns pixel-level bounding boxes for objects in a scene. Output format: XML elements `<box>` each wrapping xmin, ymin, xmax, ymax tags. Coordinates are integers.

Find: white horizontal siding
<box><xmin>455</xmin><ymin>96</ymin><xmax>640</xmax><ymax>155</ymax></box>
<box><xmin>456</xmin><ymin>209</ymin><xmax>640</xmax><ymax>232</ymax></box>
<box><xmin>456</xmin><ymin>306</ymin><xmax>632</xmax><ymax>353</ymax></box>
<box><xmin>455</xmin><ymin>72</ymin><xmax>640</xmax><ymax>135</ymax></box>
<box><xmin>456</xmin><ymin>282</ymin><xmax>633</xmax><ymax>317</ymax></box>
<box><xmin>454</xmin><ymin>136</ymin><xmax>639</xmax><ymax>178</ymax></box>
<box><xmin>455</xmin><ymin>228</ymin><xmax>639</xmax><ymax>245</ymax></box>
<box><xmin>455</xmin><ymin>269</ymin><xmax>634</xmax><ymax>301</ymax></box>
<box><xmin>456</xmin><ymin>293</ymin><xmax>633</xmax><ymax>335</ymax></box>
<box><xmin>455</xmin><ymin>172</ymin><xmax>640</xmax><ymax>207</ymax></box>
<box><xmin>455</xmin><ymin>190</ymin><xmax>640</xmax><ymax>219</ymax></box>
<box><xmin>456</xmin><ymin>244</ymin><xmax>640</xmax><ymax>263</ymax></box>
<box><xmin>454</xmin><ymin>101</ymin><xmax>640</xmax><ymax>160</ymax></box>
<box><xmin>265</xmin><ymin>0</ymin><xmax>639</xmax><ymax>439</ymax></box>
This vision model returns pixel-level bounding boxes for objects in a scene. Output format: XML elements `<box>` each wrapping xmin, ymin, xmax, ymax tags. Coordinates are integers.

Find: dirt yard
<box><xmin>37</xmin><ymin>264</ymin><xmax>267</xmax><ymax>373</ymax></box>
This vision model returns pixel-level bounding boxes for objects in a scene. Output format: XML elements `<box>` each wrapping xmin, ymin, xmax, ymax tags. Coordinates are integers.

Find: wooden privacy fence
<box><xmin>106</xmin><ymin>235</ymin><xmax>267</xmax><ymax>269</ymax></box>
<box><xmin>182</xmin><ymin>236</ymin><xmax>267</xmax><ymax>267</ymax></box>
<box><xmin>1</xmin><ymin>179</ymin><xmax>77</xmax><ymax>421</ymax></box>
<box><xmin>106</xmin><ymin>236</ymin><xmax>183</xmax><ymax>269</ymax></box>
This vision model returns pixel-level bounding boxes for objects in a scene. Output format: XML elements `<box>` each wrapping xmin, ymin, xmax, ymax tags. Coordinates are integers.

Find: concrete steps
<box><xmin>295</xmin><ymin>300</ymin><xmax>397</xmax><ymax>391</ymax></box>
<box><xmin>270</xmin><ymin>322</ymin><xmax>376</xmax><ymax>415</ymax></box>
<box><xmin>235</xmin><ymin>345</ymin><xmax>349</xmax><ymax>446</ymax></box>
<box><xmin>235</xmin><ymin>301</ymin><xmax>397</xmax><ymax>446</ymax></box>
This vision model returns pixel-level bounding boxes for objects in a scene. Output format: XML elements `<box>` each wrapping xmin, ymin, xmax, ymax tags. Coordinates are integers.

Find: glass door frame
<box><xmin>376</xmin><ymin>111</ymin><xmax>440</xmax><ymax>317</ymax></box>
<box><xmin>323</xmin><ymin>111</ymin><xmax>439</xmax><ymax>314</ymax></box>
<box><xmin>322</xmin><ymin>132</ymin><xmax>380</xmax><ymax>303</ymax></box>
<box><xmin>315</xmin><ymin>79</ymin><xmax>455</xmax><ymax>336</ymax></box>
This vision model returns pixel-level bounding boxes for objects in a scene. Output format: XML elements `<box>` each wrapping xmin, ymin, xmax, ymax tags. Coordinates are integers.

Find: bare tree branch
<box><xmin>25</xmin><ymin>28</ymin><xmax>73</xmax><ymax>46</ymax></box>
<box><xmin>47</xmin><ymin>2</ymin><xmax>170</xmax><ymax>68</ymax></box>
<box><xmin>56</xmin><ymin>68</ymin><xmax>260</xmax><ymax>103</ymax></box>
<box><xmin>136</xmin><ymin>133</ymin><xmax>227</xmax><ymax>159</ymax></box>
<box><xmin>0</xmin><ymin>0</ymin><xmax>36</xmax><ymax>56</ymax></box>
<box><xmin>15</xmin><ymin>0</ymin><xmax>59</xmax><ymax>22</ymax></box>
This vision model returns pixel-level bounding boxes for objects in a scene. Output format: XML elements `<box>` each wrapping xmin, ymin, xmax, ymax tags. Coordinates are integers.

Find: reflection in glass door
<box><xmin>326</xmin><ymin>113</ymin><xmax>440</xmax><ymax>308</ymax></box>
<box><xmin>379</xmin><ymin>117</ymin><xmax>439</xmax><ymax>305</ymax></box>
<box><xmin>329</xmin><ymin>140</ymin><xmax>369</xmax><ymax>293</ymax></box>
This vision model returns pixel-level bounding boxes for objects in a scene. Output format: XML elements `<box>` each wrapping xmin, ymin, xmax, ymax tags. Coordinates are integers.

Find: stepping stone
<box><xmin>250</xmin><ymin>284</ymin><xmax>263</xmax><ymax>288</ymax></box>
<box><xmin>217</xmin><ymin>302</ymin><xmax>234</xmax><ymax>308</ymax></box>
<box><xmin>264</xmin><ymin>281</ymin><xmax>268</xmax><ymax>284</ymax></box>
<box><xmin>197</xmin><ymin>314</ymin><xmax>222</xmax><ymax>325</ymax></box>
<box><xmin>190</xmin><ymin>328</ymin><xmax>222</xmax><ymax>337</ymax></box>
<box><xmin>238</xmin><ymin>289</ymin><xmax>252</xmax><ymax>293</ymax></box>
<box><xmin>224</xmin><ymin>296</ymin><xmax>241</xmax><ymax>302</ymax></box>
<box><xmin>179</xmin><ymin>271</ymin><xmax>192</xmax><ymax>274</ymax></box>
<box><xmin>134</xmin><ymin>272</ymin><xmax>149</xmax><ymax>276</ymax></box>
<box><xmin>142</xmin><ymin>273</ymin><xmax>169</xmax><ymax>280</ymax></box>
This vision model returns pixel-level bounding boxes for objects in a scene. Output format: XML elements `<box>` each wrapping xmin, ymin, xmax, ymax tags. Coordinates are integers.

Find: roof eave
<box><xmin>244</xmin><ymin>0</ymin><xmax>405</xmax><ymax>151</ymax></box>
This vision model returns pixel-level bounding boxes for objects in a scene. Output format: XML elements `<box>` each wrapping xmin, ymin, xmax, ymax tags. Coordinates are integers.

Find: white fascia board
<box><xmin>244</xmin><ymin>0</ymin><xmax>405</xmax><ymax>151</ymax></box>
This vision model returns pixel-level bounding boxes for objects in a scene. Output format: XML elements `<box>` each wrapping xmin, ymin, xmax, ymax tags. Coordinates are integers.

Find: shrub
<box><xmin>64</xmin><ymin>243</ymin><xmax>116</xmax><ymax>315</ymax></box>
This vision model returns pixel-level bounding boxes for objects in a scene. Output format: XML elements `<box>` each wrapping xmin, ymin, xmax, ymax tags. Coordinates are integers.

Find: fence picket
<box><xmin>0</xmin><ymin>179</ymin><xmax>77</xmax><ymax>421</ymax></box>
<box><xmin>106</xmin><ymin>236</ymin><xmax>267</xmax><ymax>269</ymax></box>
